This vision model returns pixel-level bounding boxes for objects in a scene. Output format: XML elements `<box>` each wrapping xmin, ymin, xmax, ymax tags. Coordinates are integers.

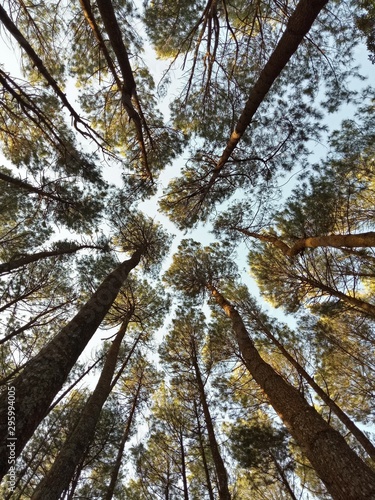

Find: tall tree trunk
<box><xmin>270</xmin><ymin>452</ymin><xmax>298</xmax><ymax>500</ymax></box>
<box><xmin>191</xmin><ymin>343</ymin><xmax>231</xmax><ymax>500</ymax></box>
<box><xmin>0</xmin><ymin>248</ymin><xmax>142</xmax><ymax>479</ymax></box>
<box><xmin>95</xmin><ymin>0</ymin><xmax>151</xmax><ymax>179</ymax></box>
<box><xmin>194</xmin><ymin>402</ymin><xmax>215</xmax><ymax>500</ymax></box>
<box><xmin>180</xmin><ymin>434</ymin><xmax>189</xmax><ymax>500</ymax></box>
<box><xmin>249</xmin><ymin>309</ymin><xmax>375</xmax><ymax>460</ymax></box>
<box><xmin>208</xmin><ymin>284</ymin><xmax>375</xmax><ymax>500</ymax></box>
<box><xmin>0</xmin><ymin>170</ymin><xmax>71</xmax><ymax>205</ymax></box>
<box><xmin>234</xmin><ymin>227</ymin><xmax>375</xmax><ymax>256</ymax></box>
<box><xmin>302</xmin><ymin>275</ymin><xmax>375</xmax><ymax>318</ymax></box>
<box><xmin>205</xmin><ymin>0</ymin><xmax>328</xmax><ymax>190</ymax></box>
<box><xmin>105</xmin><ymin>376</ymin><xmax>143</xmax><ymax>500</ymax></box>
<box><xmin>0</xmin><ymin>5</ymin><xmax>99</xmax><ymax>142</ymax></box>
<box><xmin>0</xmin><ymin>243</ymin><xmax>105</xmax><ymax>274</ymax></box>
<box><xmin>32</xmin><ymin>315</ymin><xmax>132</xmax><ymax>500</ymax></box>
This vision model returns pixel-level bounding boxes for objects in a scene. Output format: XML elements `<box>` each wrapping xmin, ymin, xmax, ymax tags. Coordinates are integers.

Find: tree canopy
<box><xmin>0</xmin><ymin>1</ymin><xmax>374</xmax><ymax>499</ymax></box>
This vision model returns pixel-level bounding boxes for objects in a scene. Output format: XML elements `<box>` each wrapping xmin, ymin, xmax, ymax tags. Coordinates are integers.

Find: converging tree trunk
<box><xmin>248</xmin><ymin>309</ymin><xmax>375</xmax><ymax>461</ymax></box>
<box><xmin>105</xmin><ymin>373</ymin><xmax>144</xmax><ymax>500</ymax></box>
<box><xmin>194</xmin><ymin>402</ymin><xmax>215</xmax><ymax>500</ymax></box>
<box><xmin>32</xmin><ymin>314</ymin><xmax>132</xmax><ymax>500</ymax></box>
<box><xmin>191</xmin><ymin>341</ymin><xmax>231</xmax><ymax>500</ymax></box>
<box><xmin>234</xmin><ymin>227</ymin><xmax>375</xmax><ymax>257</ymax></box>
<box><xmin>206</xmin><ymin>0</ymin><xmax>328</xmax><ymax>188</ymax></box>
<box><xmin>0</xmin><ymin>243</ymin><xmax>105</xmax><ymax>274</ymax></box>
<box><xmin>208</xmin><ymin>284</ymin><xmax>375</xmax><ymax>500</ymax></box>
<box><xmin>0</xmin><ymin>248</ymin><xmax>142</xmax><ymax>479</ymax></box>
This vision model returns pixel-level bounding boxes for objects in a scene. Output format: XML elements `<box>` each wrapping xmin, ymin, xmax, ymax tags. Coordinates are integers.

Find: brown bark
<box><xmin>94</xmin><ymin>0</ymin><xmax>152</xmax><ymax>179</ymax></box>
<box><xmin>32</xmin><ymin>315</ymin><xmax>132</xmax><ymax>500</ymax></box>
<box><xmin>194</xmin><ymin>402</ymin><xmax>215</xmax><ymax>500</ymax></box>
<box><xmin>0</xmin><ymin>248</ymin><xmax>142</xmax><ymax>479</ymax></box>
<box><xmin>191</xmin><ymin>342</ymin><xmax>231</xmax><ymax>500</ymax></box>
<box><xmin>208</xmin><ymin>284</ymin><xmax>375</xmax><ymax>500</ymax></box>
<box><xmin>105</xmin><ymin>374</ymin><xmax>143</xmax><ymax>500</ymax></box>
<box><xmin>236</xmin><ymin>227</ymin><xmax>375</xmax><ymax>257</ymax></box>
<box><xmin>251</xmin><ymin>312</ymin><xmax>375</xmax><ymax>460</ymax></box>
<box><xmin>0</xmin><ymin>243</ymin><xmax>104</xmax><ymax>274</ymax></box>
<box><xmin>204</xmin><ymin>0</ymin><xmax>328</xmax><ymax>191</ymax></box>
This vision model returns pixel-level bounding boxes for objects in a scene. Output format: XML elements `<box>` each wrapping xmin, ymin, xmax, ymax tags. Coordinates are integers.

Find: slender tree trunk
<box><xmin>0</xmin><ymin>243</ymin><xmax>104</xmax><ymax>274</ymax></box>
<box><xmin>0</xmin><ymin>171</ymin><xmax>70</xmax><ymax>205</ymax></box>
<box><xmin>208</xmin><ymin>284</ymin><xmax>375</xmax><ymax>500</ymax></box>
<box><xmin>234</xmin><ymin>227</ymin><xmax>375</xmax><ymax>256</ymax></box>
<box><xmin>205</xmin><ymin>0</ymin><xmax>328</xmax><ymax>189</ymax></box>
<box><xmin>194</xmin><ymin>402</ymin><xmax>215</xmax><ymax>500</ymax></box>
<box><xmin>32</xmin><ymin>315</ymin><xmax>132</xmax><ymax>500</ymax></box>
<box><xmin>66</xmin><ymin>458</ymin><xmax>86</xmax><ymax>500</ymax></box>
<box><xmin>191</xmin><ymin>344</ymin><xmax>231</xmax><ymax>500</ymax></box>
<box><xmin>180</xmin><ymin>435</ymin><xmax>189</xmax><ymax>500</ymax></box>
<box><xmin>95</xmin><ymin>0</ymin><xmax>151</xmax><ymax>179</ymax></box>
<box><xmin>0</xmin><ymin>5</ymin><xmax>97</xmax><ymax>140</ymax></box>
<box><xmin>302</xmin><ymin>275</ymin><xmax>375</xmax><ymax>318</ymax></box>
<box><xmin>270</xmin><ymin>452</ymin><xmax>298</xmax><ymax>500</ymax></box>
<box><xmin>105</xmin><ymin>377</ymin><xmax>143</xmax><ymax>500</ymax></box>
<box><xmin>250</xmin><ymin>310</ymin><xmax>375</xmax><ymax>460</ymax></box>
<box><xmin>0</xmin><ymin>248</ymin><xmax>142</xmax><ymax>479</ymax></box>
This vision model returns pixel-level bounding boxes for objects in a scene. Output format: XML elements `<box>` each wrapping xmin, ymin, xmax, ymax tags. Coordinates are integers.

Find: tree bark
<box><xmin>105</xmin><ymin>375</ymin><xmax>143</xmax><ymax>500</ymax></box>
<box><xmin>250</xmin><ymin>311</ymin><xmax>375</xmax><ymax>460</ymax></box>
<box><xmin>191</xmin><ymin>342</ymin><xmax>231</xmax><ymax>500</ymax></box>
<box><xmin>208</xmin><ymin>284</ymin><xmax>375</xmax><ymax>500</ymax></box>
<box><xmin>0</xmin><ymin>170</ymin><xmax>71</xmax><ymax>205</ymax></box>
<box><xmin>0</xmin><ymin>248</ymin><xmax>142</xmax><ymax>479</ymax></box>
<box><xmin>32</xmin><ymin>315</ymin><xmax>132</xmax><ymax>500</ymax></box>
<box><xmin>235</xmin><ymin>227</ymin><xmax>375</xmax><ymax>257</ymax></box>
<box><xmin>205</xmin><ymin>0</ymin><xmax>328</xmax><ymax>189</ymax></box>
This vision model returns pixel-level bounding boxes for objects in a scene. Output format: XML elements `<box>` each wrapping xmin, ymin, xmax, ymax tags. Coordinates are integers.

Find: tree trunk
<box><xmin>95</xmin><ymin>0</ymin><xmax>151</xmax><ymax>179</ymax></box>
<box><xmin>234</xmin><ymin>227</ymin><xmax>375</xmax><ymax>256</ymax></box>
<box><xmin>0</xmin><ymin>243</ymin><xmax>104</xmax><ymax>274</ymax></box>
<box><xmin>32</xmin><ymin>315</ymin><xmax>132</xmax><ymax>500</ymax></box>
<box><xmin>191</xmin><ymin>343</ymin><xmax>231</xmax><ymax>500</ymax></box>
<box><xmin>0</xmin><ymin>248</ymin><xmax>142</xmax><ymax>479</ymax></box>
<box><xmin>180</xmin><ymin>434</ymin><xmax>189</xmax><ymax>500</ymax></box>
<box><xmin>0</xmin><ymin>5</ymin><xmax>94</xmax><ymax>140</ymax></box>
<box><xmin>105</xmin><ymin>376</ymin><xmax>143</xmax><ymax>500</ymax></box>
<box><xmin>270</xmin><ymin>452</ymin><xmax>298</xmax><ymax>500</ymax></box>
<box><xmin>302</xmin><ymin>275</ymin><xmax>375</xmax><ymax>318</ymax></box>
<box><xmin>250</xmin><ymin>310</ymin><xmax>375</xmax><ymax>461</ymax></box>
<box><xmin>208</xmin><ymin>284</ymin><xmax>375</xmax><ymax>500</ymax></box>
<box><xmin>194</xmin><ymin>402</ymin><xmax>215</xmax><ymax>500</ymax></box>
<box><xmin>206</xmin><ymin>0</ymin><xmax>328</xmax><ymax>187</ymax></box>
<box><xmin>0</xmin><ymin>170</ymin><xmax>70</xmax><ymax>205</ymax></box>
